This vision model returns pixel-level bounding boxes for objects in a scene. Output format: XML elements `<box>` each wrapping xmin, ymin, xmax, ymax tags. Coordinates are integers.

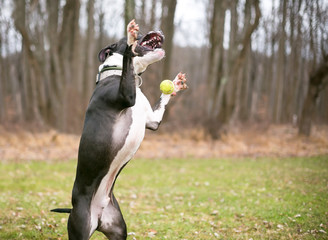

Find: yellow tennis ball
<box><xmin>160</xmin><ymin>80</ymin><xmax>175</xmax><ymax>94</ymax></box>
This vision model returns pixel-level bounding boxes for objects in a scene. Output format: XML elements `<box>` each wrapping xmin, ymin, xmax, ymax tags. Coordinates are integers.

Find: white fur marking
<box><xmin>99</xmin><ymin>53</ymin><xmax>123</xmax><ymax>72</ymax></box>
<box><xmin>133</xmin><ymin>49</ymin><xmax>165</xmax><ymax>73</ymax></box>
<box><xmin>89</xmin><ymin>89</ymin><xmax>148</xmax><ymax>236</ymax></box>
<box><xmin>146</xmin><ymin>93</ymin><xmax>170</xmax><ymax>123</ymax></box>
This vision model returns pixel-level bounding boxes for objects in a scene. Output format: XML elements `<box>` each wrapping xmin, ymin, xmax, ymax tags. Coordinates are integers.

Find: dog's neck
<box><xmin>97</xmin><ymin>50</ymin><xmax>163</xmax><ymax>84</ymax></box>
<box><xmin>99</xmin><ymin>49</ymin><xmax>164</xmax><ymax>75</ymax></box>
<box><xmin>99</xmin><ymin>53</ymin><xmax>123</xmax><ymax>72</ymax></box>
<box><xmin>97</xmin><ymin>53</ymin><xmax>145</xmax><ymax>85</ymax></box>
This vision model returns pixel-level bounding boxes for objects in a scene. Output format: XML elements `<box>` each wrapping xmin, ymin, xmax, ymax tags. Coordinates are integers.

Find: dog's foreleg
<box><xmin>117</xmin><ymin>20</ymin><xmax>140</xmax><ymax>108</ymax></box>
<box><xmin>145</xmin><ymin>93</ymin><xmax>171</xmax><ymax>130</ymax></box>
<box><xmin>127</xmin><ymin>19</ymin><xmax>139</xmax><ymax>47</ymax></box>
<box><xmin>118</xmin><ymin>45</ymin><xmax>136</xmax><ymax>107</ymax></box>
<box><xmin>145</xmin><ymin>72</ymin><xmax>188</xmax><ymax>130</ymax></box>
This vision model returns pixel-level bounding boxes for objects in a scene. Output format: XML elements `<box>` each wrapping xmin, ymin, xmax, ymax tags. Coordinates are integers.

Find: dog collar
<box><xmin>96</xmin><ymin>66</ymin><xmax>142</xmax><ymax>87</ymax></box>
<box><xmin>96</xmin><ymin>66</ymin><xmax>122</xmax><ymax>84</ymax></box>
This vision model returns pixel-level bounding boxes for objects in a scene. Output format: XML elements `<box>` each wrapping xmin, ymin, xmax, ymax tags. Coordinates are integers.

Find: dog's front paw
<box><xmin>172</xmin><ymin>72</ymin><xmax>188</xmax><ymax>96</ymax></box>
<box><xmin>127</xmin><ymin>19</ymin><xmax>139</xmax><ymax>46</ymax></box>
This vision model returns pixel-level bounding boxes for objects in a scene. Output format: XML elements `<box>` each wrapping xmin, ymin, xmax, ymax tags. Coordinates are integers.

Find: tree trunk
<box><xmin>9</xmin><ymin>63</ymin><xmax>24</xmax><ymax>122</ymax></box>
<box><xmin>290</xmin><ymin>0</ymin><xmax>304</xmax><ymax>122</ymax></box>
<box><xmin>13</xmin><ymin>0</ymin><xmax>43</xmax><ymax>123</ymax></box>
<box><xmin>46</xmin><ymin>0</ymin><xmax>63</xmax><ymax>127</ymax></box>
<box><xmin>229</xmin><ymin>0</ymin><xmax>261</xmax><ymax>124</ymax></box>
<box><xmin>273</xmin><ymin>0</ymin><xmax>287</xmax><ymax>123</ymax></box>
<box><xmin>250</xmin><ymin>54</ymin><xmax>264</xmax><ymax>121</ymax></box>
<box><xmin>0</xmin><ymin>28</ymin><xmax>4</xmax><ymax>122</ymax></box>
<box><xmin>299</xmin><ymin>0</ymin><xmax>328</xmax><ymax>136</ymax></box>
<box><xmin>58</xmin><ymin>0</ymin><xmax>81</xmax><ymax>131</ymax></box>
<box><xmin>150</xmin><ymin>0</ymin><xmax>158</xmax><ymax>29</ymax></box>
<box><xmin>224</xmin><ymin>0</ymin><xmax>239</xmax><ymax>123</ymax></box>
<box><xmin>240</xmin><ymin>1</ymin><xmax>253</xmax><ymax>121</ymax></box>
<box><xmin>268</xmin><ymin>3</ymin><xmax>277</xmax><ymax>121</ymax></box>
<box><xmin>206</xmin><ymin>0</ymin><xmax>226</xmax><ymax>117</ymax></box>
<box><xmin>138</xmin><ymin>0</ymin><xmax>147</xmax><ymax>30</ymax></box>
<box><xmin>125</xmin><ymin>0</ymin><xmax>135</xmax><ymax>29</ymax></box>
<box><xmin>299</xmin><ymin>57</ymin><xmax>328</xmax><ymax>136</ymax></box>
<box><xmin>82</xmin><ymin>0</ymin><xmax>96</xmax><ymax>103</ymax></box>
<box><xmin>160</xmin><ymin>0</ymin><xmax>177</xmax><ymax>79</ymax></box>
<box><xmin>98</xmin><ymin>11</ymin><xmax>105</xmax><ymax>50</ymax></box>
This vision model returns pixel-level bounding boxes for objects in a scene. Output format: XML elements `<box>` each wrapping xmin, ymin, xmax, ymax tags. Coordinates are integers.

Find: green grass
<box><xmin>0</xmin><ymin>156</ymin><xmax>327</xmax><ymax>239</ymax></box>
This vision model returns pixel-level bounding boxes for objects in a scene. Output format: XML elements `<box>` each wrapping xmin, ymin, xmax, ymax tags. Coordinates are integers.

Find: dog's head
<box><xmin>133</xmin><ymin>31</ymin><xmax>164</xmax><ymax>56</ymax></box>
<box><xmin>98</xmin><ymin>31</ymin><xmax>165</xmax><ymax>74</ymax></box>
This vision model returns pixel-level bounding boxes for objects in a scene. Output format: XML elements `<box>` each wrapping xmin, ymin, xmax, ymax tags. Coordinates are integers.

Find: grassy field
<box><xmin>0</xmin><ymin>156</ymin><xmax>327</xmax><ymax>239</ymax></box>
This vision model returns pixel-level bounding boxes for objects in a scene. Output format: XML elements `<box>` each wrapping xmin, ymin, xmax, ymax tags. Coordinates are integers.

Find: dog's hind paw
<box><xmin>127</xmin><ymin>19</ymin><xmax>139</xmax><ymax>46</ymax></box>
<box><xmin>172</xmin><ymin>72</ymin><xmax>188</xmax><ymax>95</ymax></box>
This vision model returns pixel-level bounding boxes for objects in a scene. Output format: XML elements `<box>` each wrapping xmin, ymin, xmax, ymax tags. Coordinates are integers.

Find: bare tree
<box><xmin>205</xmin><ymin>0</ymin><xmax>227</xmax><ymax>137</ymax></box>
<box><xmin>229</xmin><ymin>0</ymin><xmax>261</xmax><ymax>124</ymax></box>
<box><xmin>46</xmin><ymin>0</ymin><xmax>63</xmax><ymax>126</ymax></box>
<box><xmin>160</xmin><ymin>0</ymin><xmax>177</xmax><ymax>79</ymax></box>
<box><xmin>299</xmin><ymin>55</ymin><xmax>328</xmax><ymax>136</ymax></box>
<box><xmin>273</xmin><ymin>0</ymin><xmax>288</xmax><ymax>123</ymax></box>
<box><xmin>288</xmin><ymin>0</ymin><xmax>304</xmax><ymax>121</ymax></box>
<box><xmin>83</xmin><ymin>0</ymin><xmax>96</xmax><ymax>103</ymax></box>
<box><xmin>13</xmin><ymin>0</ymin><xmax>43</xmax><ymax>123</ymax></box>
<box><xmin>125</xmin><ymin>0</ymin><xmax>136</xmax><ymax>28</ymax></box>
<box><xmin>298</xmin><ymin>0</ymin><xmax>328</xmax><ymax>136</ymax></box>
<box><xmin>0</xmin><ymin>5</ymin><xmax>4</xmax><ymax>122</ymax></box>
<box><xmin>150</xmin><ymin>0</ymin><xmax>158</xmax><ymax>29</ymax></box>
<box><xmin>224</xmin><ymin>0</ymin><xmax>239</xmax><ymax>123</ymax></box>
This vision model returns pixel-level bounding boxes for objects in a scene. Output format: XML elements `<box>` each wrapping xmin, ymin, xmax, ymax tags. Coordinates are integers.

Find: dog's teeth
<box><xmin>140</xmin><ymin>35</ymin><xmax>163</xmax><ymax>50</ymax></box>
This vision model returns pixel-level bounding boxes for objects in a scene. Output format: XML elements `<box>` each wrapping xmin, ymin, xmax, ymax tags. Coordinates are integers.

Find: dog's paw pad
<box><xmin>127</xmin><ymin>19</ymin><xmax>139</xmax><ymax>46</ymax></box>
<box><xmin>173</xmin><ymin>72</ymin><xmax>188</xmax><ymax>93</ymax></box>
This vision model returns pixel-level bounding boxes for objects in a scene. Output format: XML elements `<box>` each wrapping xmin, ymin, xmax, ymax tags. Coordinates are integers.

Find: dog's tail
<box><xmin>51</xmin><ymin>208</ymin><xmax>71</xmax><ymax>213</ymax></box>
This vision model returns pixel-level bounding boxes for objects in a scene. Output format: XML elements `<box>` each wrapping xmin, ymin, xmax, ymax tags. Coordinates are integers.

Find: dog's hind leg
<box><xmin>98</xmin><ymin>193</ymin><xmax>127</xmax><ymax>240</ymax></box>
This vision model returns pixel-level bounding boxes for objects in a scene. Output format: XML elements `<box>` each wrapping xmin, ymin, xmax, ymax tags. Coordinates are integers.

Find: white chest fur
<box><xmin>89</xmin><ymin>88</ymin><xmax>148</xmax><ymax>235</ymax></box>
<box><xmin>112</xmin><ymin>88</ymin><xmax>147</xmax><ymax>163</ymax></box>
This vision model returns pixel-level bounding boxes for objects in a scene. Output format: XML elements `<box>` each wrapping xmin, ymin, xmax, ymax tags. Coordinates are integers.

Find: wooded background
<box><xmin>0</xmin><ymin>0</ymin><xmax>327</xmax><ymax>137</ymax></box>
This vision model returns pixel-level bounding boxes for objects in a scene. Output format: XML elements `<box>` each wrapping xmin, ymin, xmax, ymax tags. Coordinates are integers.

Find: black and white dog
<box><xmin>51</xmin><ymin>20</ymin><xmax>187</xmax><ymax>240</ymax></box>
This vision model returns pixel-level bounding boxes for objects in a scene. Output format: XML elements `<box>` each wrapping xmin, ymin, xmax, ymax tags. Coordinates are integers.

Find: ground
<box><xmin>0</xmin><ymin>156</ymin><xmax>327</xmax><ymax>239</ymax></box>
<box><xmin>0</xmin><ymin>125</ymin><xmax>327</xmax><ymax>239</ymax></box>
<box><xmin>0</xmin><ymin>125</ymin><xmax>327</xmax><ymax>161</ymax></box>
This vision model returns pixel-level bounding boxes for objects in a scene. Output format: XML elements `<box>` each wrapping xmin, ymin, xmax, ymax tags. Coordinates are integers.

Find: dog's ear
<box><xmin>98</xmin><ymin>44</ymin><xmax>116</xmax><ymax>62</ymax></box>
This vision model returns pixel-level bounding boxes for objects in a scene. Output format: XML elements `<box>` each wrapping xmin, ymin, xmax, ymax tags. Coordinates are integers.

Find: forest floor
<box><xmin>0</xmin><ymin>124</ymin><xmax>327</xmax><ymax>161</ymax></box>
<box><xmin>1</xmin><ymin>156</ymin><xmax>327</xmax><ymax>239</ymax></box>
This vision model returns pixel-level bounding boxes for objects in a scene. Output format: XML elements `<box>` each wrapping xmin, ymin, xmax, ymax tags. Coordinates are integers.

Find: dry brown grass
<box><xmin>140</xmin><ymin>125</ymin><xmax>328</xmax><ymax>159</ymax></box>
<box><xmin>0</xmin><ymin>127</ymin><xmax>80</xmax><ymax>162</ymax></box>
<box><xmin>0</xmin><ymin>125</ymin><xmax>327</xmax><ymax>161</ymax></box>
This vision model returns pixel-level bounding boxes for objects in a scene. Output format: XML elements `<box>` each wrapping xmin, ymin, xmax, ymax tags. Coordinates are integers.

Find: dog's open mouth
<box><xmin>138</xmin><ymin>31</ymin><xmax>164</xmax><ymax>51</ymax></box>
